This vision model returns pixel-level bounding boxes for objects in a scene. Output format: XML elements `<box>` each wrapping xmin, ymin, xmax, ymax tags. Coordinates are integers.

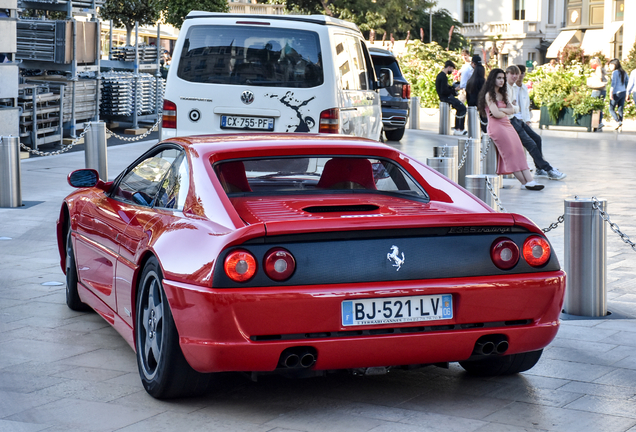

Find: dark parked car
<box><xmin>369</xmin><ymin>47</ymin><xmax>411</xmax><ymax>141</ymax></box>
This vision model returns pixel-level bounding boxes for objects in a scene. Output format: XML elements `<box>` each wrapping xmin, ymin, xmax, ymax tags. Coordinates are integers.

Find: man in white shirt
<box><xmin>458</xmin><ymin>49</ymin><xmax>473</xmax><ymax>95</ymax></box>
<box><xmin>506</xmin><ymin>65</ymin><xmax>566</xmax><ymax>180</ymax></box>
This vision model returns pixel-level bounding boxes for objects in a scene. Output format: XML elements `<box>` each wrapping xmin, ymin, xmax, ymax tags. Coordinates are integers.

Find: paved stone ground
<box><xmin>1</xmin><ymin>127</ymin><xmax>636</xmax><ymax>432</ymax></box>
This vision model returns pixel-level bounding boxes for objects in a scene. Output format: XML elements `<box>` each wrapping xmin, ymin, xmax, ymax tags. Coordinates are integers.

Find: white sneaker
<box><xmin>547</xmin><ymin>168</ymin><xmax>566</xmax><ymax>180</ymax></box>
<box><xmin>522</xmin><ymin>181</ymin><xmax>545</xmax><ymax>191</ymax></box>
<box><xmin>453</xmin><ymin>129</ymin><xmax>464</xmax><ymax>136</ymax></box>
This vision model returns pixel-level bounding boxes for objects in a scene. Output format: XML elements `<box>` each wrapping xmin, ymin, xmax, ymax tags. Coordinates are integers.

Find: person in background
<box><xmin>436</xmin><ymin>60</ymin><xmax>467</xmax><ymax>136</ymax></box>
<box><xmin>627</xmin><ymin>67</ymin><xmax>636</xmax><ymax>105</ymax></box>
<box><xmin>608</xmin><ymin>58</ymin><xmax>629</xmax><ymax>131</ymax></box>
<box><xmin>478</xmin><ymin>69</ymin><xmax>544</xmax><ymax>190</ymax></box>
<box><xmin>587</xmin><ymin>57</ymin><xmax>607</xmax><ymax>131</ymax></box>
<box><xmin>458</xmin><ymin>49</ymin><xmax>473</xmax><ymax>103</ymax></box>
<box><xmin>465</xmin><ymin>55</ymin><xmax>486</xmax><ymax>133</ymax></box>
<box><xmin>507</xmin><ymin>65</ymin><xmax>566</xmax><ymax>180</ymax></box>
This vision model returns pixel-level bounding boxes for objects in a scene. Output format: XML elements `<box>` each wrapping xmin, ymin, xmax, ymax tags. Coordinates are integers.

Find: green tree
<box><xmin>622</xmin><ymin>40</ymin><xmax>636</xmax><ymax>73</ymax></box>
<box><xmin>160</xmin><ymin>0</ymin><xmax>229</xmax><ymax>29</ymax></box>
<box><xmin>100</xmin><ymin>0</ymin><xmax>163</xmax><ymax>45</ymax></box>
<box><xmin>411</xmin><ymin>8</ymin><xmax>466</xmax><ymax>51</ymax></box>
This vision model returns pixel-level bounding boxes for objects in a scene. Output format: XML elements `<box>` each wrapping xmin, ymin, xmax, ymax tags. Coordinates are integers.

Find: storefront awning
<box><xmin>546</xmin><ymin>30</ymin><xmax>579</xmax><ymax>58</ymax></box>
<box><xmin>580</xmin><ymin>22</ymin><xmax>624</xmax><ymax>57</ymax></box>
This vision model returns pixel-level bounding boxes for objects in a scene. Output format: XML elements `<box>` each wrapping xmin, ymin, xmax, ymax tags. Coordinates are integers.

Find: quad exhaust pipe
<box><xmin>278</xmin><ymin>347</ymin><xmax>317</xmax><ymax>369</ymax></box>
<box><xmin>472</xmin><ymin>335</ymin><xmax>509</xmax><ymax>356</ymax></box>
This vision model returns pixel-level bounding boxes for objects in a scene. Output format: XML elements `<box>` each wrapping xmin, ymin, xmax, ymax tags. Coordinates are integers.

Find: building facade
<box><xmin>440</xmin><ymin>0</ymin><xmax>635</xmax><ymax>66</ymax></box>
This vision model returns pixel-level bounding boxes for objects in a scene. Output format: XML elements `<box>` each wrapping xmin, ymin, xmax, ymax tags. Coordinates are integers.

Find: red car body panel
<box><xmin>56</xmin><ymin>134</ymin><xmax>566</xmax><ymax>373</ymax></box>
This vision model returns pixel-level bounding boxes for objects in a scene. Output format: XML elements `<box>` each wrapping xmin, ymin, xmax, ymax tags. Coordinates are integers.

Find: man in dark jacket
<box><xmin>436</xmin><ymin>60</ymin><xmax>466</xmax><ymax>135</ymax></box>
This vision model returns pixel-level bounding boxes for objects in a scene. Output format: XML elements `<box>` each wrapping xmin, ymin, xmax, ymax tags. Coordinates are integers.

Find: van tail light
<box><xmin>490</xmin><ymin>238</ymin><xmax>520</xmax><ymax>270</ymax></box>
<box><xmin>162</xmin><ymin>99</ymin><xmax>177</xmax><ymax>129</ymax></box>
<box><xmin>402</xmin><ymin>84</ymin><xmax>411</xmax><ymax>99</ymax></box>
<box><xmin>264</xmin><ymin>248</ymin><xmax>296</xmax><ymax>281</ymax></box>
<box><xmin>319</xmin><ymin>108</ymin><xmax>339</xmax><ymax>134</ymax></box>
<box><xmin>523</xmin><ymin>236</ymin><xmax>551</xmax><ymax>267</ymax></box>
<box><xmin>224</xmin><ymin>249</ymin><xmax>257</xmax><ymax>282</ymax></box>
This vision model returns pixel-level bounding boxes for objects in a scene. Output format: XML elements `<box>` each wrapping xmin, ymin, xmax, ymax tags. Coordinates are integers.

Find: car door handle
<box><xmin>340</xmin><ymin>107</ymin><xmax>358</xmax><ymax>111</ymax></box>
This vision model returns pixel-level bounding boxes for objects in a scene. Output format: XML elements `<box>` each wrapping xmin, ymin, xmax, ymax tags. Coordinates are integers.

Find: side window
<box><xmin>154</xmin><ymin>151</ymin><xmax>189</xmax><ymax>210</ymax></box>
<box><xmin>335</xmin><ymin>34</ymin><xmax>362</xmax><ymax>91</ymax></box>
<box><xmin>112</xmin><ymin>148</ymin><xmax>182</xmax><ymax>207</ymax></box>
<box><xmin>360</xmin><ymin>43</ymin><xmax>376</xmax><ymax>90</ymax></box>
<box><xmin>350</xmin><ymin>38</ymin><xmax>368</xmax><ymax>91</ymax></box>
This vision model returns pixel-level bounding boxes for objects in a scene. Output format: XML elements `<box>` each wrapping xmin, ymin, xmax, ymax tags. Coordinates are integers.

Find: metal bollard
<box><xmin>467</xmin><ymin>106</ymin><xmax>480</xmax><ymax>139</ymax></box>
<box><xmin>433</xmin><ymin>145</ymin><xmax>458</xmax><ymax>181</ymax></box>
<box><xmin>563</xmin><ymin>198</ymin><xmax>607</xmax><ymax>317</ymax></box>
<box><xmin>0</xmin><ymin>136</ymin><xmax>22</xmax><ymax>208</ymax></box>
<box><xmin>457</xmin><ymin>138</ymin><xmax>480</xmax><ymax>188</ymax></box>
<box><xmin>481</xmin><ymin>134</ymin><xmax>502</xmax><ymax>188</ymax></box>
<box><xmin>410</xmin><ymin>96</ymin><xmax>420</xmax><ymax>130</ymax></box>
<box><xmin>439</xmin><ymin>102</ymin><xmax>451</xmax><ymax>135</ymax></box>
<box><xmin>427</xmin><ymin>157</ymin><xmax>458</xmax><ymax>183</ymax></box>
<box><xmin>465</xmin><ymin>175</ymin><xmax>501</xmax><ymax>211</ymax></box>
<box><xmin>84</xmin><ymin>121</ymin><xmax>108</xmax><ymax>181</ymax></box>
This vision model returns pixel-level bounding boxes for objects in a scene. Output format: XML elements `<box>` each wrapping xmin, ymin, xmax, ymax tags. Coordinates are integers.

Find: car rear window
<box><xmin>214</xmin><ymin>156</ymin><xmax>428</xmax><ymax>201</ymax></box>
<box><xmin>177</xmin><ymin>25</ymin><xmax>323</xmax><ymax>87</ymax></box>
<box><xmin>371</xmin><ymin>54</ymin><xmax>403</xmax><ymax>79</ymax></box>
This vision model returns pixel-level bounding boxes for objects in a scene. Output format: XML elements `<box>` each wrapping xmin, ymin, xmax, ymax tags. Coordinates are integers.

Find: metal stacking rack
<box><xmin>18</xmin><ymin>82</ymin><xmax>63</xmax><ymax>148</ymax></box>
<box><xmin>17</xmin><ymin>0</ymin><xmax>101</xmax><ymax>142</ymax></box>
<box><xmin>100</xmin><ymin>71</ymin><xmax>164</xmax><ymax>121</ymax></box>
<box><xmin>0</xmin><ymin>0</ymin><xmax>20</xmax><ymax>138</ymax></box>
<box><xmin>100</xmin><ymin>22</ymin><xmax>163</xmax><ymax>129</ymax></box>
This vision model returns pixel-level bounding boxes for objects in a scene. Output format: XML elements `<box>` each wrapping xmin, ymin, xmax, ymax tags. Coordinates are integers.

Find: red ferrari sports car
<box><xmin>57</xmin><ymin>134</ymin><xmax>565</xmax><ymax>398</ymax></box>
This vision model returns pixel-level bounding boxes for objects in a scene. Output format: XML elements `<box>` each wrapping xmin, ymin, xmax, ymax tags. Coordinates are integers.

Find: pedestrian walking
<box><xmin>506</xmin><ymin>65</ymin><xmax>566</xmax><ymax>180</ymax></box>
<box><xmin>465</xmin><ymin>55</ymin><xmax>487</xmax><ymax>133</ymax></box>
<box><xmin>587</xmin><ymin>57</ymin><xmax>607</xmax><ymax>131</ymax></box>
<box><xmin>458</xmin><ymin>49</ymin><xmax>473</xmax><ymax>103</ymax></box>
<box><xmin>625</xmin><ymin>67</ymin><xmax>636</xmax><ymax>106</ymax></box>
<box><xmin>478</xmin><ymin>68</ymin><xmax>544</xmax><ymax>190</ymax></box>
<box><xmin>436</xmin><ymin>60</ymin><xmax>467</xmax><ymax>136</ymax></box>
<box><xmin>608</xmin><ymin>58</ymin><xmax>629</xmax><ymax>131</ymax></box>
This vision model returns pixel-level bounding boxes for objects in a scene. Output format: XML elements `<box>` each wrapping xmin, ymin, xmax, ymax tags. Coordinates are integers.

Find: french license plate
<box><xmin>342</xmin><ymin>294</ymin><xmax>453</xmax><ymax>327</ymax></box>
<box><xmin>221</xmin><ymin>115</ymin><xmax>274</xmax><ymax>131</ymax></box>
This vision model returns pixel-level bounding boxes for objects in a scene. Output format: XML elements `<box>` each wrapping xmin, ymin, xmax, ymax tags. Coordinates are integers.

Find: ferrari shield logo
<box><xmin>387</xmin><ymin>245</ymin><xmax>405</xmax><ymax>271</ymax></box>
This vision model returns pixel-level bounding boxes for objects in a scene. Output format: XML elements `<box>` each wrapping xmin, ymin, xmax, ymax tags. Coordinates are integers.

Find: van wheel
<box><xmin>136</xmin><ymin>257</ymin><xmax>211</xmax><ymax>398</ymax></box>
<box><xmin>459</xmin><ymin>350</ymin><xmax>543</xmax><ymax>376</ymax></box>
<box><xmin>385</xmin><ymin>127</ymin><xmax>405</xmax><ymax>141</ymax></box>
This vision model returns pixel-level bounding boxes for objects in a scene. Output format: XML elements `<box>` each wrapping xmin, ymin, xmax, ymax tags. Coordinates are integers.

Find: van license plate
<box><xmin>342</xmin><ymin>294</ymin><xmax>453</xmax><ymax>327</ymax></box>
<box><xmin>221</xmin><ymin>116</ymin><xmax>274</xmax><ymax>131</ymax></box>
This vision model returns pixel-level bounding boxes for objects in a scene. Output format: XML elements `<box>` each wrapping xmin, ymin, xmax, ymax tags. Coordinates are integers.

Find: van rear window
<box><xmin>177</xmin><ymin>25</ymin><xmax>323</xmax><ymax>88</ymax></box>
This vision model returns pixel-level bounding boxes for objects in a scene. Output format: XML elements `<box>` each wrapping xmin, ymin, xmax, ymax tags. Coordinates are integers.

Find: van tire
<box><xmin>385</xmin><ymin>127</ymin><xmax>405</xmax><ymax>141</ymax></box>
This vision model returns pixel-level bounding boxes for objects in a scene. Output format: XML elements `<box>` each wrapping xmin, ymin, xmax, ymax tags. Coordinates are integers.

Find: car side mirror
<box><xmin>67</xmin><ymin>169</ymin><xmax>111</xmax><ymax>191</ymax></box>
<box><xmin>376</xmin><ymin>68</ymin><xmax>394</xmax><ymax>89</ymax></box>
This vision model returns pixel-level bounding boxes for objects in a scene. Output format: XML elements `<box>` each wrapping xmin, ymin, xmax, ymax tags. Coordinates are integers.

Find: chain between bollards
<box><xmin>457</xmin><ymin>141</ymin><xmax>469</xmax><ymax>169</ymax></box>
<box><xmin>20</xmin><ymin>125</ymin><xmax>91</xmax><ymax>157</ymax></box>
<box><xmin>592</xmin><ymin>196</ymin><xmax>636</xmax><ymax>252</ymax></box>
<box><xmin>105</xmin><ymin>117</ymin><xmax>162</xmax><ymax>142</ymax></box>
<box><xmin>485</xmin><ymin>176</ymin><xmax>507</xmax><ymax>212</ymax></box>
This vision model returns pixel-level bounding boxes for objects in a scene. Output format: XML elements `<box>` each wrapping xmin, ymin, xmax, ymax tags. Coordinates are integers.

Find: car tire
<box><xmin>135</xmin><ymin>257</ymin><xmax>211</xmax><ymax>399</ymax></box>
<box><xmin>384</xmin><ymin>127</ymin><xmax>405</xmax><ymax>141</ymax></box>
<box><xmin>459</xmin><ymin>349</ymin><xmax>543</xmax><ymax>376</ymax></box>
<box><xmin>65</xmin><ymin>228</ymin><xmax>92</xmax><ymax>312</ymax></box>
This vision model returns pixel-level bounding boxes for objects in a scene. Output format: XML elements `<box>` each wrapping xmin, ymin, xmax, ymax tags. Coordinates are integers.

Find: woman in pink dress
<box><xmin>478</xmin><ymin>69</ymin><xmax>544</xmax><ymax>190</ymax></box>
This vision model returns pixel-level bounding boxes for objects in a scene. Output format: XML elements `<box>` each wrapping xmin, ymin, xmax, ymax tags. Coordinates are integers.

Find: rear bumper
<box><xmin>381</xmin><ymin>106</ymin><xmax>409</xmax><ymax>130</ymax></box>
<box><xmin>163</xmin><ymin>272</ymin><xmax>565</xmax><ymax>373</ymax></box>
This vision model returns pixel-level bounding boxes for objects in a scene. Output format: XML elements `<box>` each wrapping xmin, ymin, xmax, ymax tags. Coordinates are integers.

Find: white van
<box><xmin>160</xmin><ymin>12</ymin><xmax>392</xmax><ymax>141</ymax></box>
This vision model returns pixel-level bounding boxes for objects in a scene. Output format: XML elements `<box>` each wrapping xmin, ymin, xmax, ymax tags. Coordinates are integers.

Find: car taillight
<box><xmin>402</xmin><ymin>84</ymin><xmax>411</xmax><ymax>99</ymax></box>
<box><xmin>224</xmin><ymin>249</ymin><xmax>257</xmax><ymax>282</ymax></box>
<box><xmin>264</xmin><ymin>248</ymin><xmax>296</xmax><ymax>281</ymax></box>
<box><xmin>162</xmin><ymin>99</ymin><xmax>176</xmax><ymax>129</ymax></box>
<box><xmin>490</xmin><ymin>238</ymin><xmax>520</xmax><ymax>270</ymax></box>
<box><xmin>523</xmin><ymin>236</ymin><xmax>551</xmax><ymax>267</ymax></box>
<box><xmin>319</xmin><ymin>108</ymin><xmax>339</xmax><ymax>133</ymax></box>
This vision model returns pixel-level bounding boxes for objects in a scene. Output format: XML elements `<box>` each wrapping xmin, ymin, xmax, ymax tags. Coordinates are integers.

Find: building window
<box><xmin>528</xmin><ymin>52</ymin><xmax>536</xmax><ymax>63</ymax></box>
<box><xmin>615</xmin><ymin>0</ymin><xmax>624</xmax><ymax>21</ymax></box>
<box><xmin>514</xmin><ymin>0</ymin><xmax>526</xmax><ymax>20</ymax></box>
<box><xmin>590</xmin><ymin>4</ymin><xmax>604</xmax><ymax>25</ymax></box>
<box><xmin>463</xmin><ymin>0</ymin><xmax>474</xmax><ymax>23</ymax></box>
<box><xmin>548</xmin><ymin>0</ymin><xmax>555</xmax><ymax>24</ymax></box>
<box><xmin>502</xmin><ymin>54</ymin><xmax>509</xmax><ymax>69</ymax></box>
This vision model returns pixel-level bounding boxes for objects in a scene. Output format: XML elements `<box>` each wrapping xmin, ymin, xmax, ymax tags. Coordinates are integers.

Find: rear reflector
<box><xmin>224</xmin><ymin>249</ymin><xmax>257</xmax><ymax>282</ymax></box>
<box><xmin>162</xmin><ymin>99</ymin><xmax>176</xmax><ymax>129</ymax></box>
<box><xmin>490</xmin><ymin>238</ymin><xmax>520</xmax><ymax>270</ymax></box>
<box><xmin>522</xmin><ymin>236</ymin><xmax>551</xmax><ymax>267</ymax></box>
<box><xmin>319</xmin><ymin>108</ymin><xmax>339</xmax><ymax>134</ymax></box>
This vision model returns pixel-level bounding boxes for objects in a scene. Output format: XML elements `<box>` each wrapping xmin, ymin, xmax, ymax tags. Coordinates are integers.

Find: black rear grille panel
<box><xmin>250</xmin><ymin>319</ymin><xmax>532</xmax><ymax>342</ymax></box>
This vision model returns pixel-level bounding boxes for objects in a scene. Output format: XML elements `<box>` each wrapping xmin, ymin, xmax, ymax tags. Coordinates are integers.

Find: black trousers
<box><xmin>509</xmin><ymin>116</ymin><xmax>552</xmax><ymax>172</ymax></box>
<box><xmin>441</xmin><ymin>96</ymin><xmax>466</xmax><ymax>130</ymax></box>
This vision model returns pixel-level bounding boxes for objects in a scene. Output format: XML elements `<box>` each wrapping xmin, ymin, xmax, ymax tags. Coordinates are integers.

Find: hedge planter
<box><xmin>539</xmin><ymin>106</ymin><xmax>601</xmax><ymax>132</ymax></box>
